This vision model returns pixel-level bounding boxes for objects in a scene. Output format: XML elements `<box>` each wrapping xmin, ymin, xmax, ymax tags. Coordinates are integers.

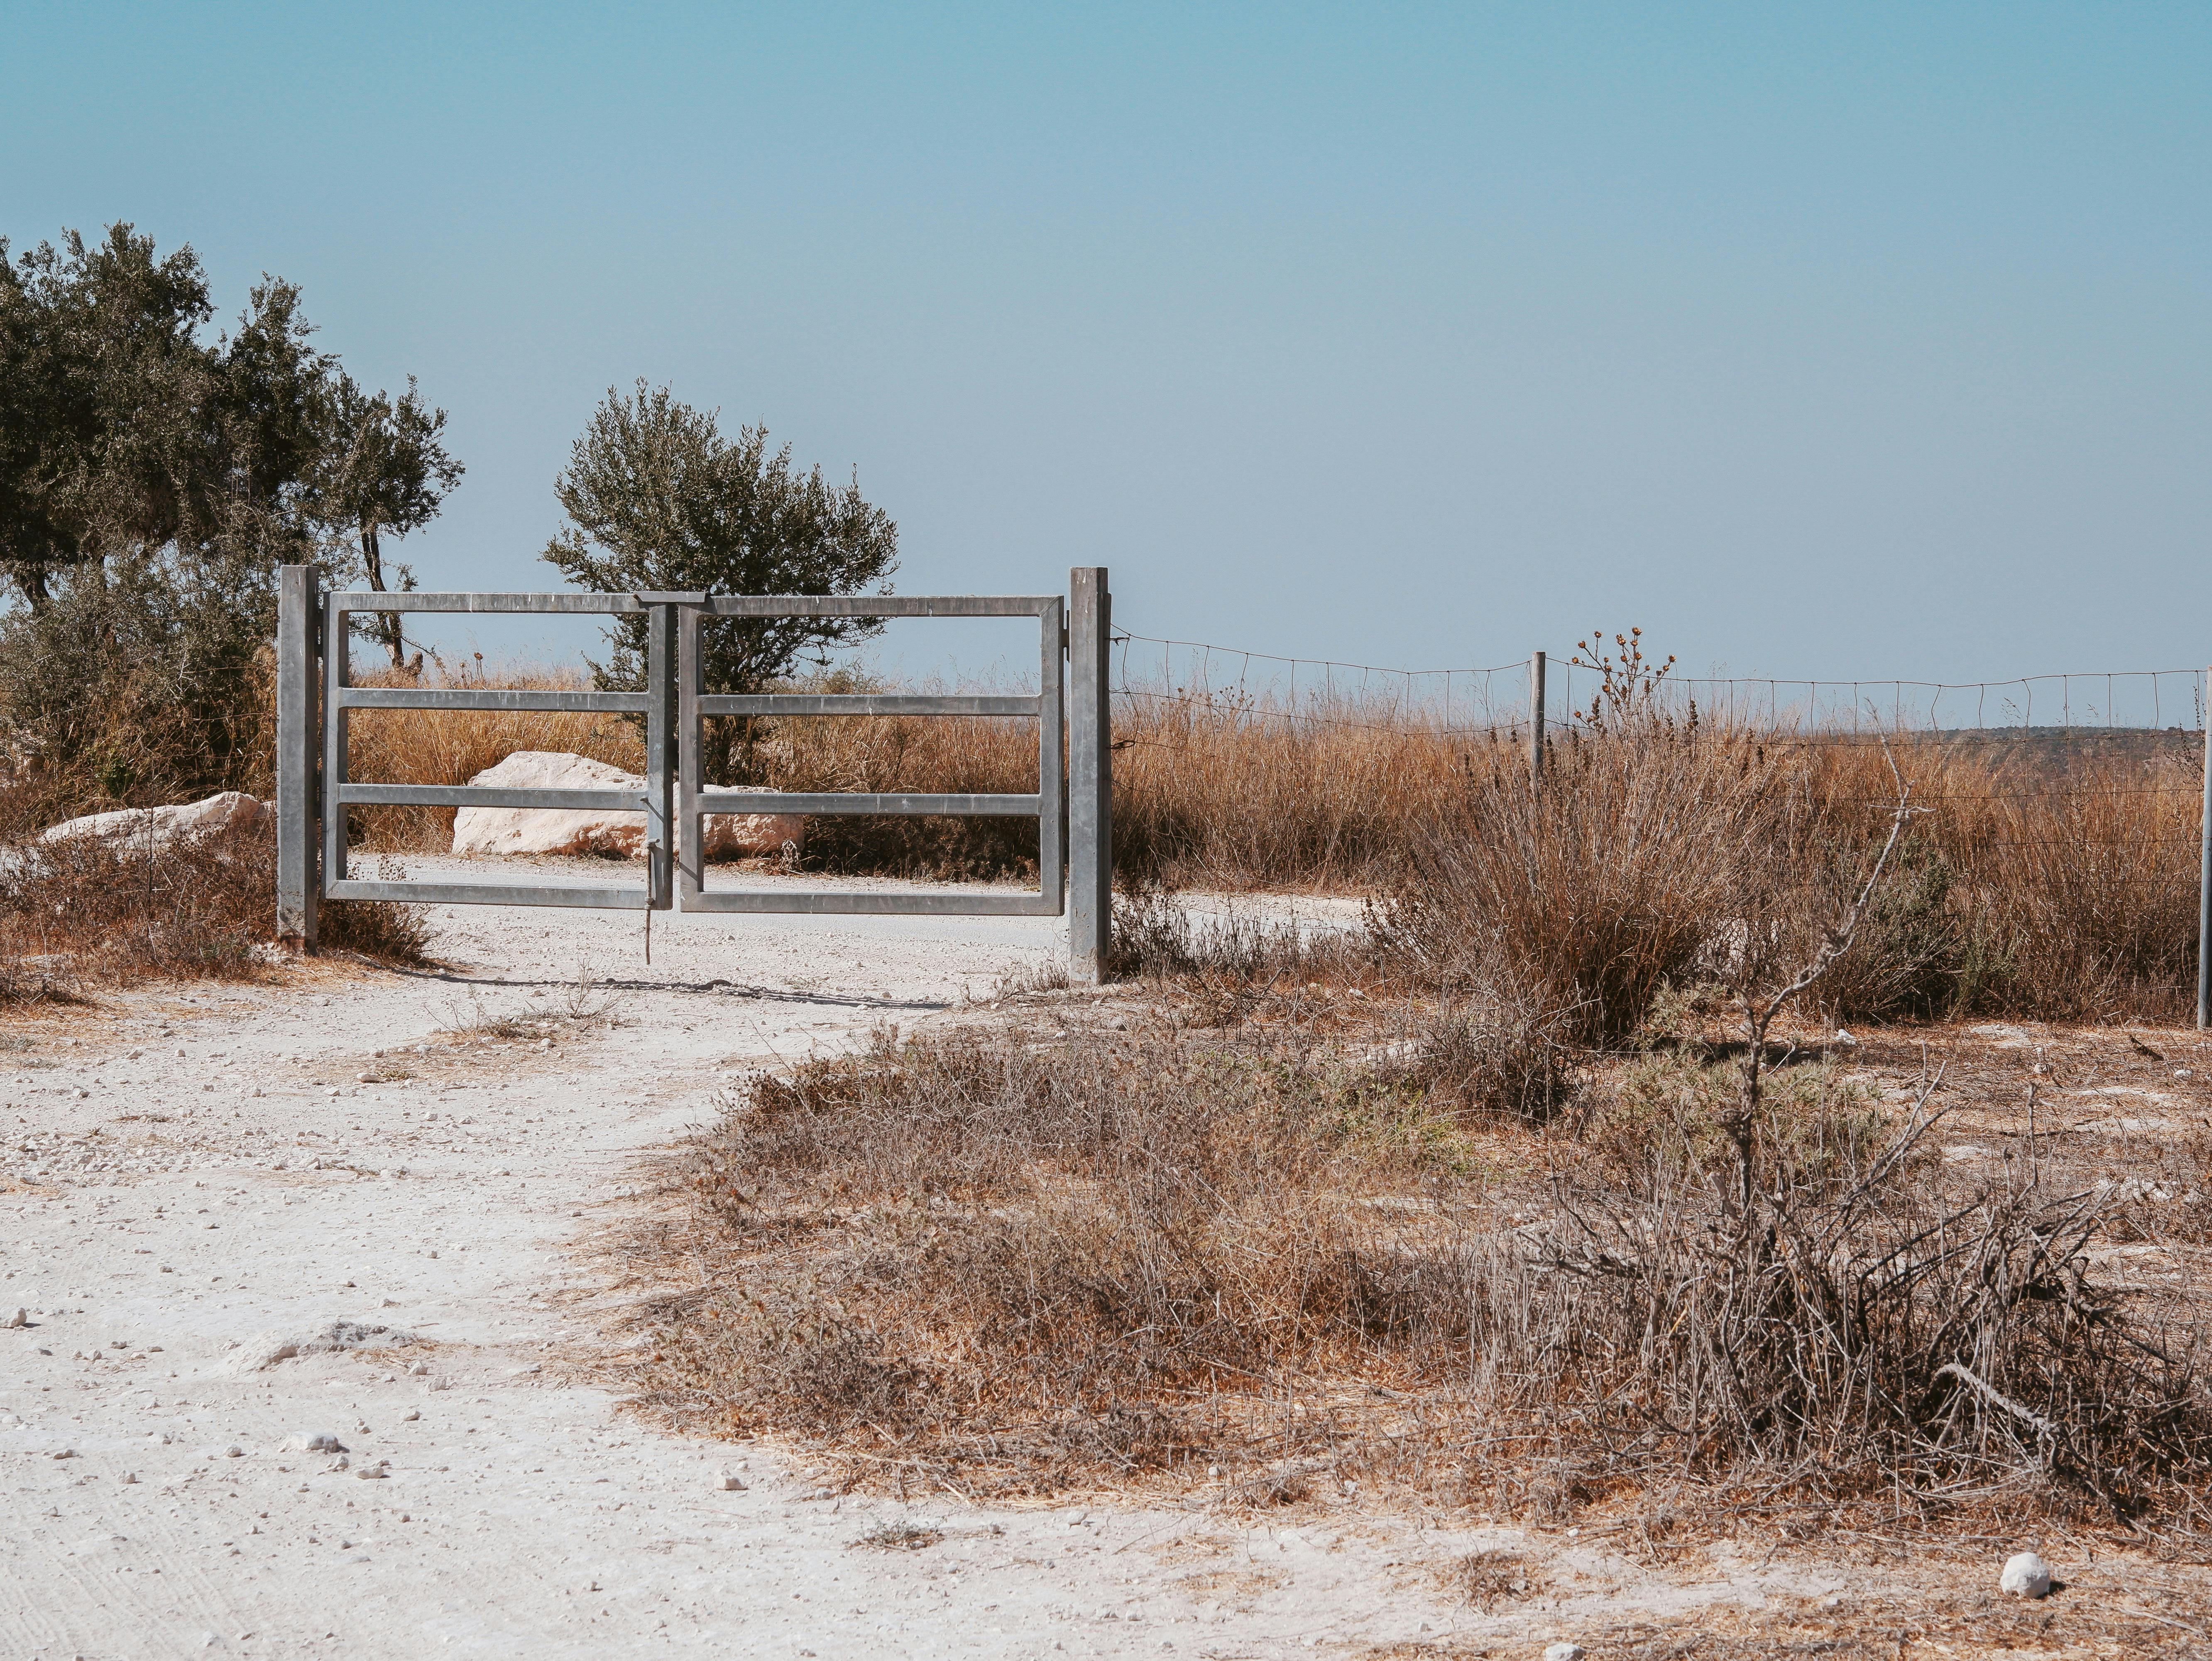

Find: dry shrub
<box><xmin>627</xmin><ymin>1023</ymin><xmax>2211</xmax><ymax>1520</ymax></box>
<box><xmin>1380</xmin><ymin>723</ymin><xmax>2201</xmax><ymax>1033</ymax></box>
<box><xmin>1759</xmin><ymin>733</ymin><xmax>2201</xmax><ymax>1023</ymax></box>
<box><xmin>760</xmin><ymin>697</ymin><xmax>1040</xmax><ymax>880</ymax></box>
<box><xmin>631</xmin><ymin>1026</ymin><xmax>1471</xmax><ymax>1492</ymax></box>
<box><xmin>1451</xmin><ymin>1547</ymin><xmax>1539</xmax><ymax>1610</ymax></box>
<box><xmin>1382</xmin><ymin>720</ymin><xmax>1783</xmax><ymax>1045</ymax></box>
<box><xmin>1377</xmin><ymin>991</ymin><xmax>1581</xmax><ymax>1122</ymax></box>
<box><xmin>0</xmin><ymin>823</ymin><xmax>430</xmax><ymax>999</ymax></box>
<box><xmin>1106</xmin><ymin>885</ymin><xmax>1370</xmax><ymax>983</ymax></box>
<box><xmin>1517</xmin><ymin>1095</ymin><xmax>2212</xmax><ymax>1522</ymax></box>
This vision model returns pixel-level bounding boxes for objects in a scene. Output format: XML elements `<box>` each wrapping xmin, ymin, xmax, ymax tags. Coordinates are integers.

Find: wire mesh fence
<box><xmin>1111</xmin><ymin>631</ymin><xmax>2207</xmax><ymax>742</ymax></box>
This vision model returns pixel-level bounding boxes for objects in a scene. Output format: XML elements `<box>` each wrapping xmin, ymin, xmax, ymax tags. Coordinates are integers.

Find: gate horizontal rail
<box><xmin>675</xmin><ymin>592</ymin><xmax>1066</xmax><ymax>918</ymax></box>
<box><xmin>315</xmin><ymin>590</ymin><xmax>669</xmax><ymax>914</ymax></box>
<box><xmin>275</xmin><ymin>568</ymin><xmax>1116</xmax><ymax>977</ymax></box>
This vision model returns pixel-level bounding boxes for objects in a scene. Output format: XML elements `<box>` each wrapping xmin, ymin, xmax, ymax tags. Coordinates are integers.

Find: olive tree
<box><xmin>541</xmin><ymin>382</ymin><xmax>898</xmax><ymax>781</ymax></box>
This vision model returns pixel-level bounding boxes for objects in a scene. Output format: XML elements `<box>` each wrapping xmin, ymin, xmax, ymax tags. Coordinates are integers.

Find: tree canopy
<box><xmin>0</xmin><ymin>223</ymin><xmax>460</xmax><ymax>819</ymax></box>
<box><xmin>542</xmin><ymin>382</ymin><xmax>898</xmax><ymax>779</ymax></box>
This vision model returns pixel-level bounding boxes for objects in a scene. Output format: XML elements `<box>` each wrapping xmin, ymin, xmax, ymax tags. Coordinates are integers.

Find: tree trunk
<box><xmin>358</xmin><ymin>517</ymin><xmax>408</xmax><ymax>671</ymax></box>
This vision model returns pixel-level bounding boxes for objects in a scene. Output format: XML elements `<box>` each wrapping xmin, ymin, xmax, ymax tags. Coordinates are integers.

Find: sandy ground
<box><xmin>0</xmin><ymin>865</ymin><xmax>2142</xmax><ymax>1659</ymax></box>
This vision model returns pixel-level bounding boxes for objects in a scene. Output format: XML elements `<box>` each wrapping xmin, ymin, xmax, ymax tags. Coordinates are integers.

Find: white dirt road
<box><xmin>4</xmin><ymin>865</ymin><xmax>1820</xmax><ymax>1659</ymax></box>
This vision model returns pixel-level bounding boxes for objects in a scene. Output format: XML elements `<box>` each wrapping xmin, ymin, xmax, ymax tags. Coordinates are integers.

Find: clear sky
<box><xmin>6</xmin><ymin>3</ymin><xmax>2209</xmax><ymax>694</ymax></box>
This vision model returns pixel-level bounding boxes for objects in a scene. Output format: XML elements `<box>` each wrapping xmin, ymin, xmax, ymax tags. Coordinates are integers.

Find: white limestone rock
<box><xmin>1544</xmin><ymin>1646</ymin><xmax>1587</xmax><ymax>1661</ymax></box>
<box><xmin>448</xmin><ymin>751</ymin><xmax>803</xmax><ymax>860</ymax></box>
<box><xmin>2001</xmin><ymin>1551</ymin><xmax>2053</xmax><ymax>1598</ymax></box>
<box><xmin>42</xmin><ymin>791</ymin><xmax>271</xmax><ymax>848</ymax></box>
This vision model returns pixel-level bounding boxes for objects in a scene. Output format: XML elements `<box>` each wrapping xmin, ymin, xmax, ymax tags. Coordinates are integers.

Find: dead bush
<box><xmin>1383</xmin><ymin>722</ymin><xmax>1785</xmax><ymax>1045</ymax></box>
<box><xmin>0</xmin><ymin>822</ymin><xmax>430</xmax><ymax>998</ymax></box>
<box><xmin>1521</xmin><ymin>1090</ymin><xmax>2212</xmax><ymax>1521</ymax></box>
<box><xmin>624</xmin><ymin>1022</ymin><xmax>2211</xmax><ymax>1520</ymax></box>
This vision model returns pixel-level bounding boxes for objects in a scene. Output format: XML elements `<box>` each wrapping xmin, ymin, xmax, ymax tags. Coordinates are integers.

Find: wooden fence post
<box><xmin>1530</xmin><ymin>650</ymin><xmax>1546</xmax><ymax>790</ymax></box>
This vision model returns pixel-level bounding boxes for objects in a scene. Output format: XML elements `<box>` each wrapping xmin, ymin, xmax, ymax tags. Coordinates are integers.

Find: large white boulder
<box><xmin>42</xmin><ymin>791</ymin><xmax>272</xmax><ymax>848</ymax></box>
<box><xmin>449</xmin><ymin>751</ymin><xmax>803</xmax><ymax>861</ymax></box>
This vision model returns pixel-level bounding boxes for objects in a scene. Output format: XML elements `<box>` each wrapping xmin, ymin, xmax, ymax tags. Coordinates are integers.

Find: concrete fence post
<box><xmin>276</xmin><ymin>565</ymin><xmax>320</xmax><ymax>953</ymax></box>
<box><xmin>1068</xmin><ymin>567</ymin><xmax>1113</xmax><ymax>982</ymax></box>
<box><xmin>321</xmin><ymin>587</ymin><xmax>350</xmax><ymax>893</ymax></box>
<box><xmin>676</xmin><ymin>603</ymin><xmax>705</xmax><ymax>911</ymax></box>
<box><xmin>1529</xmin><ymin>650</ymin><xmax>1546</xmax><ymax>791</ymax></box>
<box><xmin>643</xmin><ymin>601</ymin><xmax>678</xmax><ymax>912</ymax></box>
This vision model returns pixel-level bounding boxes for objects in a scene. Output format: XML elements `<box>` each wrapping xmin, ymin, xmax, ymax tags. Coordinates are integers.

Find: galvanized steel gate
<box><xmin>273</xmin><ymin>567</ymin><xmax>1113</xmax><ymax>979</ymax></box>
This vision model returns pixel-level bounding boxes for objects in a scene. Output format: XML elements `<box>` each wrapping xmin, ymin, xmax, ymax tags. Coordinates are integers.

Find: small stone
<box><xmin>5</xmin><ymin>1308</ymin><xmax>24</xmax><ymax>1328</ymax></box>
<box><xmin>1543</xmin><ymin>1647</ymin><xmax>1587</xmax><ymax>1661</ymax></box>
<box><xmin>226</xmin><ymin>1333</ymin><xmax>301</xmax><ymax>1373</ymax></box>
<box><xmin>122</xmin><ymin>1471</ymin><xmax>138</xmax><ymax>1483</ymax></box>
<box><xmin>719</xmin><ymin>1472</ymin><xmax>748</xmax><ymax>1491</ymax></box>
<box><xmin>402</xmin><ymin>1410</ymin><xmax>420</xmax><ymax>1422</ymax></box>
<box><xmin>2001</xmin><ymin>1551</ymin><xmax>2053</xmax><ymax>1598</ymax></box>
<box><xmin>286</xmin><ymin>1432</ymin><xmax>346</xmax><ymax>1453</ymax></box>
<box><xmin>225</xmin><ymin>1445</ymin><xmax>244</xmax><ymax>1458</ymax></box>
<box><xmin>356</xmin><ymin>1460</ymin><xmax>390</xmax><ymax>1480</ymax></box>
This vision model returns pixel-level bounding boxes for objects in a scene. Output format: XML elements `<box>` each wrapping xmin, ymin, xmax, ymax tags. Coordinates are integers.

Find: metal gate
<box><xmin>273</xmin><ymin>567</ymin><xmax>1113</xmax><ymax>979</ymax></box>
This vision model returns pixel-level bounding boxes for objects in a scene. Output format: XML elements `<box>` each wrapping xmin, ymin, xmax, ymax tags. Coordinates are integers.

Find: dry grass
<box><xmin>1383</xmin><ymin>718</ymin><xmax>2199</xmax><ymax>1032</ymax></box>
<box><xmin>336</xmin><ymin>659</ymin><xmax>2201</xmax><ymax>1020</ymax></box>
<box><xmin>343</xmin><ymin>660</ymin><xmax>644</xmax><ymax>851</ymax></box>
<box><xmin>0</xmin><ymin>822</ymin><xmax>431</xmax><ymax>1002</ymax></box>
<box><xmin>614</xmin><ymin>998</ymin><xmax>2212</xmax><ymax>1530</ymax></box>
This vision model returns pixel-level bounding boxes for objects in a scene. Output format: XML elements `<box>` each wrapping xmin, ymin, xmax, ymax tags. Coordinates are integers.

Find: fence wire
<box><xmin>1105</xmin><ymin>629</ymin><xmax>2212</xmax><ymax>833</ymax></box>
<box><xmin>1112</xmin><ymin>631</ymin><xmax>2207</xmax><ymax>742</ymax></box>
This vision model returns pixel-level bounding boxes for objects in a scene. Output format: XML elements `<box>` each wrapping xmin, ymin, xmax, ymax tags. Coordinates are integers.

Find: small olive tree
<box><xmin>541</xmin><ymin>382</ymin><xmax>898</xmax><ymax>782</ymax></box>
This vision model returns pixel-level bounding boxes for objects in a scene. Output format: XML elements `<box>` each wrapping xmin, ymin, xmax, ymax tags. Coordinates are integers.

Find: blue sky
<box><xmin>6</xmin><ymin>3</ymin><xmax>2209</xmax><ymax>696</ymax></box>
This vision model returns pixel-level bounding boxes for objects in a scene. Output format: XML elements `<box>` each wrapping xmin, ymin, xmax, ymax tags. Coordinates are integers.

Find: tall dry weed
<box><xmin>1384</xmin><ymin>722</ymin><xmax>1783</xmax><ymax>1045</ymax></box>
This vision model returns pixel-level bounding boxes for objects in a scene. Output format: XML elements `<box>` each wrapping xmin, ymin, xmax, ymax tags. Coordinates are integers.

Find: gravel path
<box><xmin>2</xmin><ymin>868</ymin><xmax>1764</xmax><ymax>1658</ymax></box>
